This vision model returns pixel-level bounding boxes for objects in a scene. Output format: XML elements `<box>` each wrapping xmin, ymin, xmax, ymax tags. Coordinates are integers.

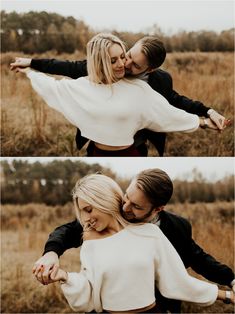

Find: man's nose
<box><xmin>125</xmin><ymin>57</ymin><xmax>131</xmax><ymax>69</ymax></box>
<box><xmin>123</xmin><ymin>201</ymin><xmax>132</xmax><ymax>212</ymax></box>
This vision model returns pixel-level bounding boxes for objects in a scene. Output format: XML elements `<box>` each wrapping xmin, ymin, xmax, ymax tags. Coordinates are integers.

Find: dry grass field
<box><xmin>1</xmin><ymin>52</ymin><xmax>234</xmax><ymax>156</ymax></box>
<box><xmin>1</xmin><ymin>201</ymin><xmax>234</xmax><ymax>313</ymax></box>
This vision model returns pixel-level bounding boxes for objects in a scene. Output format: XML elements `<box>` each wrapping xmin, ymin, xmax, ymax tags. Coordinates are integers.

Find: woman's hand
<box><xmin>32</xmin><ymin>251</ymin><xmax>59</xmax><ymax>285</ymax></box>
<box><xmin>10</xmin><ymin>57</ymin><xmax>32</xmax><ymax>71</ymax></box>
<box><xmin>49</xmin><ymin>265</ymin><xmax>68</xmax><ymax>283</ymax></box>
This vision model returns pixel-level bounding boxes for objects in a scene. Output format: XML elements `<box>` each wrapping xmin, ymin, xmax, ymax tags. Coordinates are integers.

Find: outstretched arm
<box><xmin>153</xmin><ymin>225</ymin><xmax>234</xmax><ymax>305</ymax></box>
<box><xmin>155</xmin><ymin>70</ymin><xmax>228</xmax><ymax>130</ymax></box>
<box><xmin>10</xmin><ymin>57</ymin><xmax>87</xmax><ymax>79</ymax></box>
<box><xmin>144</xmin><ymin>85</ymin><xmax>219</xmax><ymax>133</ymax></box>
<box><xmin>15</xmin><ymin>68</ymin><xmax>86</xmax><ymax>129</ymax></box>
<box><xmin>169</xmin><ymin>79</ymin><xmax>228</xmax><ymax>130</ymax></box>
<box><xmin>188</xmin><ymin>232</ymin><xmax>234</xmax><ymax>288</ymax></box>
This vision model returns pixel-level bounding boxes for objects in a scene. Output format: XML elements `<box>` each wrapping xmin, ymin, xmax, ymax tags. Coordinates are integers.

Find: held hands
<box><xmin>208</xmin><ymin>109</ymin><xmax>227</xmax><ymax>130</ymax></box>
<box><xmin>50</xmin><ymin>265</ymin><xmax>68</xmax><ymax>283</ymax></box>
<box><xmin>200</xmin><ymin>117</ymin><xmax>231</xmax><ymax>131</ymax></box>
<box><xmin>207</xmin><ymin>109</ymin><xmax>232</xmax><ymax>131</ymax></box>
<box><xmin>32</xmin><ymin>251</ymin><xmax>59</xmax><ymax>285</ymax></box>
<box><xmin>218</xmin><ymin>289</ymin><xmax>235</xmax><ymax>305</ymax></box>
<box><xmin>10</xmin><ymin>57</ymin><xmax>32</xmax><ymax>72</ymax></box>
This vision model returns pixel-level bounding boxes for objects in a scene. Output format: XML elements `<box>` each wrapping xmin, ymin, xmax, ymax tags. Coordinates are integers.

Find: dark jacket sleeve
<box><xmin>148</xmin><ymin>69</ymin><xmax>211</xmax><ymax>117</ymax></box>
<box><xmin>43</xmin><ymin>219</ymin><xmax>83</xmax><ymax>257</ymax></box>
<box><xmin>30</xmin><ymin>59</ymin><xmax>88</xmax><ymax>79</ymax></box>
<box><xmin>189</xmin><ymin>232</ymin><xmax>234</xmax><ymax>286</ymax></box>
<box><xmin>161</xmin><ymin>210</ymin><xmax>234</xmax><ymax>286</ymax></box>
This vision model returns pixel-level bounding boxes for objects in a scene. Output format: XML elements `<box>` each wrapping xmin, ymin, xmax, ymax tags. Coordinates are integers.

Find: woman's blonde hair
<box><xmin>87</xmin><ymin>33</ymin><xmax>126</xmax><ymax>85</ymax></box>
<box><xmin>72</xmin><ymin>173</ymin><xmax>129</xmax><ymax>230</ymax></box>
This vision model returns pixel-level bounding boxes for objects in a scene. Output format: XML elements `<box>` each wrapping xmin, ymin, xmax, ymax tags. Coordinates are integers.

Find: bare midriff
<box><xmin>94</xmin><ymin>142</ymin><xmax>131</xmax><ymax>151</ymax></box>
<box><xmin>104</xmin><ymin>301</ymin><xmax>156</xmax><ymax>313</ymax></box>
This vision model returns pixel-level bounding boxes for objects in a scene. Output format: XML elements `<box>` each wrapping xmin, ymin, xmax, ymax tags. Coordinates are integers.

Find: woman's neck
<box><xmin>104</xmin><ymin>219</ymin><xmax>123</xmax><ymax>235</ymax></box>
<box><xmin>83</xmin><ymin>219</ymin><xmax>123</xmax><ymax>241</ymax></box>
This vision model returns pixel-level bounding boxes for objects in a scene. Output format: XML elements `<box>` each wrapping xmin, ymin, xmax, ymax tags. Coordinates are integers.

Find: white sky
<box><xmin>1</xmin><ymin>0</ymin><xmax>234</xmax><ymax>34</ymax></box>
<box><xmin>2</xmin><ymin>157</ymin><xmax>234</xmax><ymax>182</ymax></box>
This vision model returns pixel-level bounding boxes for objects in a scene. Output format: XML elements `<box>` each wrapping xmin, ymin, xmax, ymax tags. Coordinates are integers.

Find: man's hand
<box><xmin>32</xmin><ymin>251</ymin><xmax>59</xmax><ymax>285</ymax></box>
<box><xmin>10</xmin><ymin>57</ymin><xmax>32</xmax><ymax>72</ymax></box>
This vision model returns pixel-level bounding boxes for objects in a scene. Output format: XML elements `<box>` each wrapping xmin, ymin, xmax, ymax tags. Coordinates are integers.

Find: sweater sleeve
<box><xmin>143</xmin><ymin>86</ymin><xmax>200</xmax><ymax>133</ymax></box>
<box><xmin>27</xmin><ymin>70</ymin><xmax>70</xmax><ymax>112</ymax></box>
<box><xmin>153</xmin><ymin>226</ymin><xmax>218</xmax><ymax>306</ymax></box>
<box><xmin>61</xmin><ymin>270</ymin><xmax>94</xmax><ymax>312</ymax></box>
<box><xmin>26</xmin><ymin>70</ymin><xmax>85</xmax><ymax>128</ymax></box>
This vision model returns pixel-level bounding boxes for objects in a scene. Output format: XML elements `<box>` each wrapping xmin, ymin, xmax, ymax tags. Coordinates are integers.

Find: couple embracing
<box><xmin>10</xmin><ymin>33</ymin><xmax>229</xmax><ymax>157</ymax></box>
<box><xmin>32</xmin><ymin>168</ymin><xmax>235</xmax><ymax>313</ymax></box>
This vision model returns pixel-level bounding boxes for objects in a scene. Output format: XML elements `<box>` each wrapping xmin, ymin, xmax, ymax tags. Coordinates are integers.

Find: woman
<box><xmin>15</xmin><ymin>33</ymin><xmax>216</xmax><ymax>156</ymax></box>
<box><xmin>40</xmin><ymin>174</ymin><xmax>234</xmax><ymax>313</ymax></box>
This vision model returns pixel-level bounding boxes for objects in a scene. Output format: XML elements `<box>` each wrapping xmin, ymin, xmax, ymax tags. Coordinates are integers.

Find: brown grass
<box><xmin>1</xmin><ymin>52</ymin><xmax>234</xmax><ymax>156</ymax></box>
<box><xmin>1</xmin><ymin>201</ymin><xmax>234</xmax><ymax>313</ymax></box>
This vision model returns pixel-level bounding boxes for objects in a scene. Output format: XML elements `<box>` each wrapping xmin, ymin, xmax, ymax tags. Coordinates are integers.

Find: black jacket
<box><xmin>43</xmin><ymin>210</ymin><xmax>234</xmax><ymax>313</ymax></box>
<box><xmin>31</xmin><ymin>59</ymin><xmax>210</xmax><ymax>156</ymax></box>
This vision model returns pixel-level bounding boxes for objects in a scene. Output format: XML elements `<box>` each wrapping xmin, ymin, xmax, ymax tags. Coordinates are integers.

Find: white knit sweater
<box><xmin>27</xmin><ymin>71</ymin><xmax>199</xmax><ymax>146</ymax></box>
<box><xmin>61</xmin><ymin>224</ymin><xmax>218</xmax><ymax>313</ymax></box>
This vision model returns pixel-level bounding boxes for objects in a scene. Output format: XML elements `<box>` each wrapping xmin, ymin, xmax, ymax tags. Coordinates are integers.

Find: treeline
<box><xmin>1</xmin><ymin>160</ymin><xmax>234</xmax><ymax>205</ymax></box>
<box><xmin>1</xmin><ymin>11</ymin><xmax>234</xmax><ymax>53</ymax></box>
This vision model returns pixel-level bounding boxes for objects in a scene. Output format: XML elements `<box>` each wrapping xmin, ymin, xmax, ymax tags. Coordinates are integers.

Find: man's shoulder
<box><xmin>161</xmin><ymin>210</ymin><xmax>191</xmax><ymax>227</ymax></box>
<box><xmin>149</xmin><ymin>68</ymin><xmax>172</xmax><ymax>80</ymax></box>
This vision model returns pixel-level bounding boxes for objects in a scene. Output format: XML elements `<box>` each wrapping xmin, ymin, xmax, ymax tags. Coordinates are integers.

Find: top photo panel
<box><xmin>1</xmin><ymin>0</ymin><xmax>234</xmax><ymax>157</ymax></box>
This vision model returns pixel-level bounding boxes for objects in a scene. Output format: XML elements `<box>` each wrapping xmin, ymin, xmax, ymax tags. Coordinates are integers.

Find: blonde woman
<box><xmin>16</xmin><ymin>33</ymin><xmax>214</xmax><ymax>156</ymax></box>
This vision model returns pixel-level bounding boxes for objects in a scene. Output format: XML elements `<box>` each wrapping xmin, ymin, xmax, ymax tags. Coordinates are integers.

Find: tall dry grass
<box><xmin>1</xmin><ymin>52</ymin><xmax>234</xmax><ymax>156</ymax></box>
<box><xmin>1</xmin><ymin>201</ymin><xmax>234</xmax><ymax>313</ymax></box>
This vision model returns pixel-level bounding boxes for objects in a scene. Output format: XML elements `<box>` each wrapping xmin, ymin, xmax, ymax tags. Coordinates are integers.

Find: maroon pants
<box><xmin>89</xmin><ymin>144</ymin><xmax>141</xmax><ymax>157</ymax></box>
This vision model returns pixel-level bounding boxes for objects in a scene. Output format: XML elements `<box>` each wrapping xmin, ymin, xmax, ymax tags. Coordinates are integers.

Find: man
<box><xmin>33</xmin><ymin>168</ymin><xmax>234</xmax><ymax>313</ymax></box>
<box><xmin>10</xmin><ymin>36</ymin><xmax>227</xmax><ymax>156</ymax></box>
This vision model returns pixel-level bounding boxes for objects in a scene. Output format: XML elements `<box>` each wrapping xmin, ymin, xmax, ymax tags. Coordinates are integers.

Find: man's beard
<box><xmin>121</xmin><ymin>207</ymin><xmax>154</xmax><ymax>223</ymax></box>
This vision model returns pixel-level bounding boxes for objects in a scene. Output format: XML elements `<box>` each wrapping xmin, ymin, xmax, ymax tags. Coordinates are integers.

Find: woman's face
<box><xmin>109</xmin><ymin>43</ymin><xmax>126</xmax><ymax>79</ymax></box>
<box><xmin>78</xmin><ymin>198</ymin><xmax>114</xmax><ymax>232</ymax></box>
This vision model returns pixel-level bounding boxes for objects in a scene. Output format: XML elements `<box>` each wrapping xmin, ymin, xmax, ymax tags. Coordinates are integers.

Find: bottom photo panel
<box><xmin>1</xmin><ymin>157</ymin><xmax>234</xmax><ymax>314</ymax></box>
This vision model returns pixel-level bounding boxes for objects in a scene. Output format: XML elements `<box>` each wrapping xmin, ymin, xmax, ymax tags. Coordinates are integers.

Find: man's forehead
<box><xmin>128</xmin><ymin>44</ymin><xmax>146</xmax><ymax>62</ymax></box>
<box><xmin>126</xmin><ymin>178</ymin><xmax>137</xmax><ymax>192</ymax></box>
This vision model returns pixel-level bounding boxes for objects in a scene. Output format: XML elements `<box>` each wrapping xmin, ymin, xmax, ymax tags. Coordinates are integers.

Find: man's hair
<box><xmin>137</xmin><ymin>36</ymin><xmax>166</xmax><ymax>69</ymax></box>
<box><xmin>87</xmin><ymin>33</ymin><xmax>126</xmax><ymax>85</ymax></box>
<box><xmin>72</xmin><ymin>174</ymin><xmax>129</xmax><ymax>229</ymax></box>
<box><xmin>135</xmin><ymin>168</ymin><xmax>173</xmax><ymax>208</ymax></box>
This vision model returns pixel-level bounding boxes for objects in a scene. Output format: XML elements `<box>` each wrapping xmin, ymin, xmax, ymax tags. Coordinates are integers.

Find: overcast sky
<box><xmin>2</xmin><ymin>0</ymin><xmax>234</xmax><ymax>34</ymax></box>
<box><xmin>2</xmin><ymin>157</ymin><xmax>234</xmax><ymax>182</ymax></box>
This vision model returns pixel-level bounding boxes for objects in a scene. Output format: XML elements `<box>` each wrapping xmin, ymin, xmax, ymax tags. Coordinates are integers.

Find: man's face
<box><xmin>122</xmin><ymin>179</ymin><xmax>155</xmax><ymax>222</ymax></box>
<box><xmin>125</xmin><ymin>43</ymin><xmax>150</xmax><ymax>76</ymax></box>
